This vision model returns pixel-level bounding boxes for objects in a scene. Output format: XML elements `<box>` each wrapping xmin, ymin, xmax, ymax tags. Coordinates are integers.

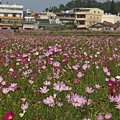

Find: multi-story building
<box><xmin>0</xmin><ymin>2</ymin><xmax>23</xmax><ymax>29</ymax></box>
<box><xmin>74</xmin><ymin>8</ymin><xmax>104</xmax><ymax>28</ymax></box>
<box><xmin>38</xmin><ymin>12</ymin><xmax>60</xmax><ymax>24</ymax></box>
<box><xmin>55</xmin><ymin>10</ymin><xmax>75</xmax><ymax>25</ymax></box>
<box><xmin>23</xmin><ymin>9</ymin><xmax>39</xmax><ymax>30</ymax></box>
<box><xmin>37</xmin><ymin>12</ymin><xmax>61</xmax><ymax>29</ymax></box>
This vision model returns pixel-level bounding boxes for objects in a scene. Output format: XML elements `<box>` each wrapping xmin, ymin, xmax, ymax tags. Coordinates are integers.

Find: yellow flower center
<box><xmin>75</xmin><ymin>100</ymin><xmax>78</xmax><ymax>103</ymax></box>
<box><xmin>8</xmin><ymin>116</ymin><xmax>13</xmax><ymax>119</ymax></box>
<box><xmin>59</xmin><ymin>86</ymin><xmax>61</xmax><ymax>89</ymax></box>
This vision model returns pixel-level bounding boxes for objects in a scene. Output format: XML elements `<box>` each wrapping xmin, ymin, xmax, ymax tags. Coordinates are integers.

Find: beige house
<box><xmin>74</xmin><ymin>8</ymin><xmax>104</xmax><ymax>28</ymax></box>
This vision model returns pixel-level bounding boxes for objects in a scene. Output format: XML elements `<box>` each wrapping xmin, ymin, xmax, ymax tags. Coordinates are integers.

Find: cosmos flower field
<box><xmin>0</xmin><ymin>30</ymin><xmax>120</xmax><ymax>120</ymax></box>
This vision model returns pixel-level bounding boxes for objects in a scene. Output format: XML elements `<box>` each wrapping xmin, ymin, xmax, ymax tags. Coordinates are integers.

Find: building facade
<box><xmin>74</xmin><ymin>8</ymin><xmax>104</xmax><ymax>28</ymax></box>
<box><xmin>23</xmin><ymin>9</ymin><xmax>38</xmax><ymax>30</ymax></box>
<box><xmin>55</xmin><ymin>10</ymin><xmax>75</xmax><ymax>25</ymax></box>
<box><xmin>0</xmin><ymin>2</ymin><xmax>23</xmax><ymax>29</ymax></box>
<box><xmin>102</xmin><ymin>13</ymin><xmax>120</xmax><ymax>24</ymax></box>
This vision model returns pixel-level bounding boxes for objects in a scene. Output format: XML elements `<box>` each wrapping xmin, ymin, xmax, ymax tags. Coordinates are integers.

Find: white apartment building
<box><xmin>0</xmin><ymin>2</ymin><xmax>23</xmax><ymax>29</ymax></box>
<box><xmin>39</xmin><ymin>12</ymin><xmax>60</xmax><ymax>24</ymax></box>
<box><xmin>102</xmin><ymin>13</ymin><xmax>120</xmax><ymax>24</ymax></box>
<box><xmin>23</xmin><ymin>9</ymin><xmax>38</xmax><ymax>30</ymax></box>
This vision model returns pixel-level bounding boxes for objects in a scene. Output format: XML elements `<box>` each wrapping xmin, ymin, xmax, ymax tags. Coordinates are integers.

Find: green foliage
<box><xmin>63</xmin><ymin>22</ymin><xmax>77</xmax><ymax>30</ymax></box>
<box><xmin>109</xmin><ymin>0</ymin><xmax>117</xmax><ymax>14</ymax></box>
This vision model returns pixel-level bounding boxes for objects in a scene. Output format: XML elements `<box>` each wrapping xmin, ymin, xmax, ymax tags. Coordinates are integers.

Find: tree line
<box><xmin>44</xmin><ymin>0</ymin><xmax>120</xmax><ymax>15</ymax></box>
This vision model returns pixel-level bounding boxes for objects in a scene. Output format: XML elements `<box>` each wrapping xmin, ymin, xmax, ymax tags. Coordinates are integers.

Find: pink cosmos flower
<box><xmin>20</xmin><ymin>98</ymin><xmax>26</xmax><ymax>102</ymax></box>
<box><xmin>9</xmin><ymin>83</ymin><xmax>17</xmax><ymax>90</ymax></box>
<box><xmin>21</xmin><ymin>102</ymin><xmax>29</xmax><ymax>111</ymax></box>
<box><xmin>43</xmin><ymin>81</ymin><xmax>51</xmax><ymax>86</ymax></box>
<box><xmin>28</xmin><ymin>79</ymin><xmax>34</xmax><ymax>84</ymax></box>
<box><xmin>85</xmin><ymin>87</ymin><xmax>94</xmax><ymax>93</ymax></box>
<box><xmin>106</xmin><ymin>72</ymin><xmax>110</xmax><ymax>76</ymax></box>
<box><xmin>82</xmin><ymin>63</ymin><xmax>90</xmax><ymax>70</ymax></box>
<box><xmin>2</xmin><ymin>87</ymin><xmax>9</xmax><ymax>94</ymax></box>
<box><xmin>83</xmin><ymin>118</ymin><xmax>91</xmax><ymax>120</ymax></box>
<box><xmin>87</xmin><ymin>99</ymin><xmax>92</xmax><ymax>105</ymax></box>
<box><xmin>53</xmin><ymin>61</ymin><xmax>60</xmax><ymax>67</ymax></box>
<box><xmin>0</xmin><ymin>76</ymin><xmax>3</xmax><ymax>82</ymax></box>
<box><xmin>56</xmin><ymin>102</ymin><xmax>63</xmax><ymax>107</ymax></box>
<box><xmin>103</xmin><ymin>66</ymin><xmax>109</xmax><ymax>73</ymax></box>
<box><xmin>105</xmin><ymin>113</ymin><xmax>112</xmax><ymax>119</ymax></box>
<box><xmin>39</xmin><ymin>86</ymin><xmax>49</xmax><ymax>94</ymax></box>
<box><xmin>77</xmin><ymin>71</ymin><xmax>84</xmax><ymax>78</ymax></box>
<box><xmin>96</xmin><ymin>113</ymin><xmax>103</xmax><ymax>120</ymax></box>
<box><xmin>53</xmin><ymin>81</ymin><xmax>66</xmax><ymax>92</ymax></box>
<box><xmin>95</xmin><ymin>84</ymin><xmax>101</xmax><ymax>89</ymax></box>
<box><xmin>108</xmin><ymin>95</ymin><xmax>115</xmax><ymax>102</ymax></box>
<box><xmin>66</xmin><ymin>93</ymin><xmax>87</xmax><ymax>108</ymax></box>
<box><xmin>114</xmin><ymin>95</ymin><xmax>120</xmax><ymax>104</ymax></box>
<box><xmin>3</xmin><ymin>111</ymin><xmax>15</xmax><ymax>120</ymax></box>
<box><xmin>43</xmin><ymin>96</ymin><xmax>55</xmax><ymax>107</ymax></box>
<box><xmin>116</xmin><ymin>103</ymin><xmax>120</xmax><ymax>109</ymax></box>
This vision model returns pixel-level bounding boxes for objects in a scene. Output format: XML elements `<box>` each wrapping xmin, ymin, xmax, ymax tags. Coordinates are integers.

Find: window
<box><xmin>13</xmin><ymin>14</ymin><xmax>16</xmax><ymax>17</ymax></box>
<box><xmin>77</xmin><ymin>20</ymin><xmax>85</xmax><ymax>25</ymax></box>
<box><xmin>89</xmin><ymin>21</ymin><xmax>92</xmax><ymax>25</ymax></box>
<box><xmin>4</xmin><ymin>13</ymin><xmax>8</xmax><ymax>16</ymax></box>
<box><xmin>77</xmin><ymin>14</ymin><xmax>86</xmax><ymax>18</ymax></box>
<box><xmin>94</xmin><ymin>11</ymin><xmax>96</xmax><ymax>13</ymax></box>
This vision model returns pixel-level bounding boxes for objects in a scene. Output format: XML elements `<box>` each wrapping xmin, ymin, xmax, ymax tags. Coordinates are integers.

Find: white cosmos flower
<box><xmin>116</xmin><ymin>76</ymin><xmax>120</xmax><ymax>79</ymax></box>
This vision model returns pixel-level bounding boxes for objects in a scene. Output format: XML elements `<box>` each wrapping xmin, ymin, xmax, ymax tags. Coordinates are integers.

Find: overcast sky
<box><xmin>3</xmin><ymin>0</ymin><xmax>112</xmax><ymax>12</ymax></box>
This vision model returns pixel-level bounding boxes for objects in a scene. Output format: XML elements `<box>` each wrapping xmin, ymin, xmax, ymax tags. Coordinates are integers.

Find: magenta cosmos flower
<box><xmin>73</xmin><ymin>79</ymin><xmax>79</xmax><ymax>84</ymax></box>
<box><xmin>106</xmin><ymin>80</ymin><xmax>115</xmax><ymax>87</ymax></box>
<box><xmin>3</xmin><ymin>111</ymin><xmax>15</xmax><ymax>120</ymax></box>
<box><xmin>108</xmin><ymin>87</ymin><xmax>119</xmax><ymax>94</ymax></box>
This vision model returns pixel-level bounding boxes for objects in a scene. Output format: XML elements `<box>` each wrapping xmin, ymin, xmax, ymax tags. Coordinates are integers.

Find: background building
<box><xmin>23</xmin><ymin>9</ymin><xmax>38</xmax><ymax>30</ymax></box>
<box><xmin>0</xmin><ymin>1</ymin><xmax>23</xmax><ymax>29</ymax></box>
<box><xmin>102</xmin><ymin>13</ymin><xmax>120</xmax><ymax>24</ymax></box>
<box><xmin>74</xmin><ymin>8</ymin><xmax>104</xmax><ymax>29</ymax></box>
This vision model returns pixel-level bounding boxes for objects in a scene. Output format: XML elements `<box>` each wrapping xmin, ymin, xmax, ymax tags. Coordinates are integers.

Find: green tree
<box><xmin>109</xmin><ymin>0</ymin><xmax>116</xmax><ymax>14</ymax></box>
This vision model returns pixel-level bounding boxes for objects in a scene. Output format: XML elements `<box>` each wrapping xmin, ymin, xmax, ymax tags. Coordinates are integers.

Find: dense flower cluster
<box><xmin>0</xmin><ymin>30</ymin><xmax>120</xmax><ymax>119</ymax></box>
